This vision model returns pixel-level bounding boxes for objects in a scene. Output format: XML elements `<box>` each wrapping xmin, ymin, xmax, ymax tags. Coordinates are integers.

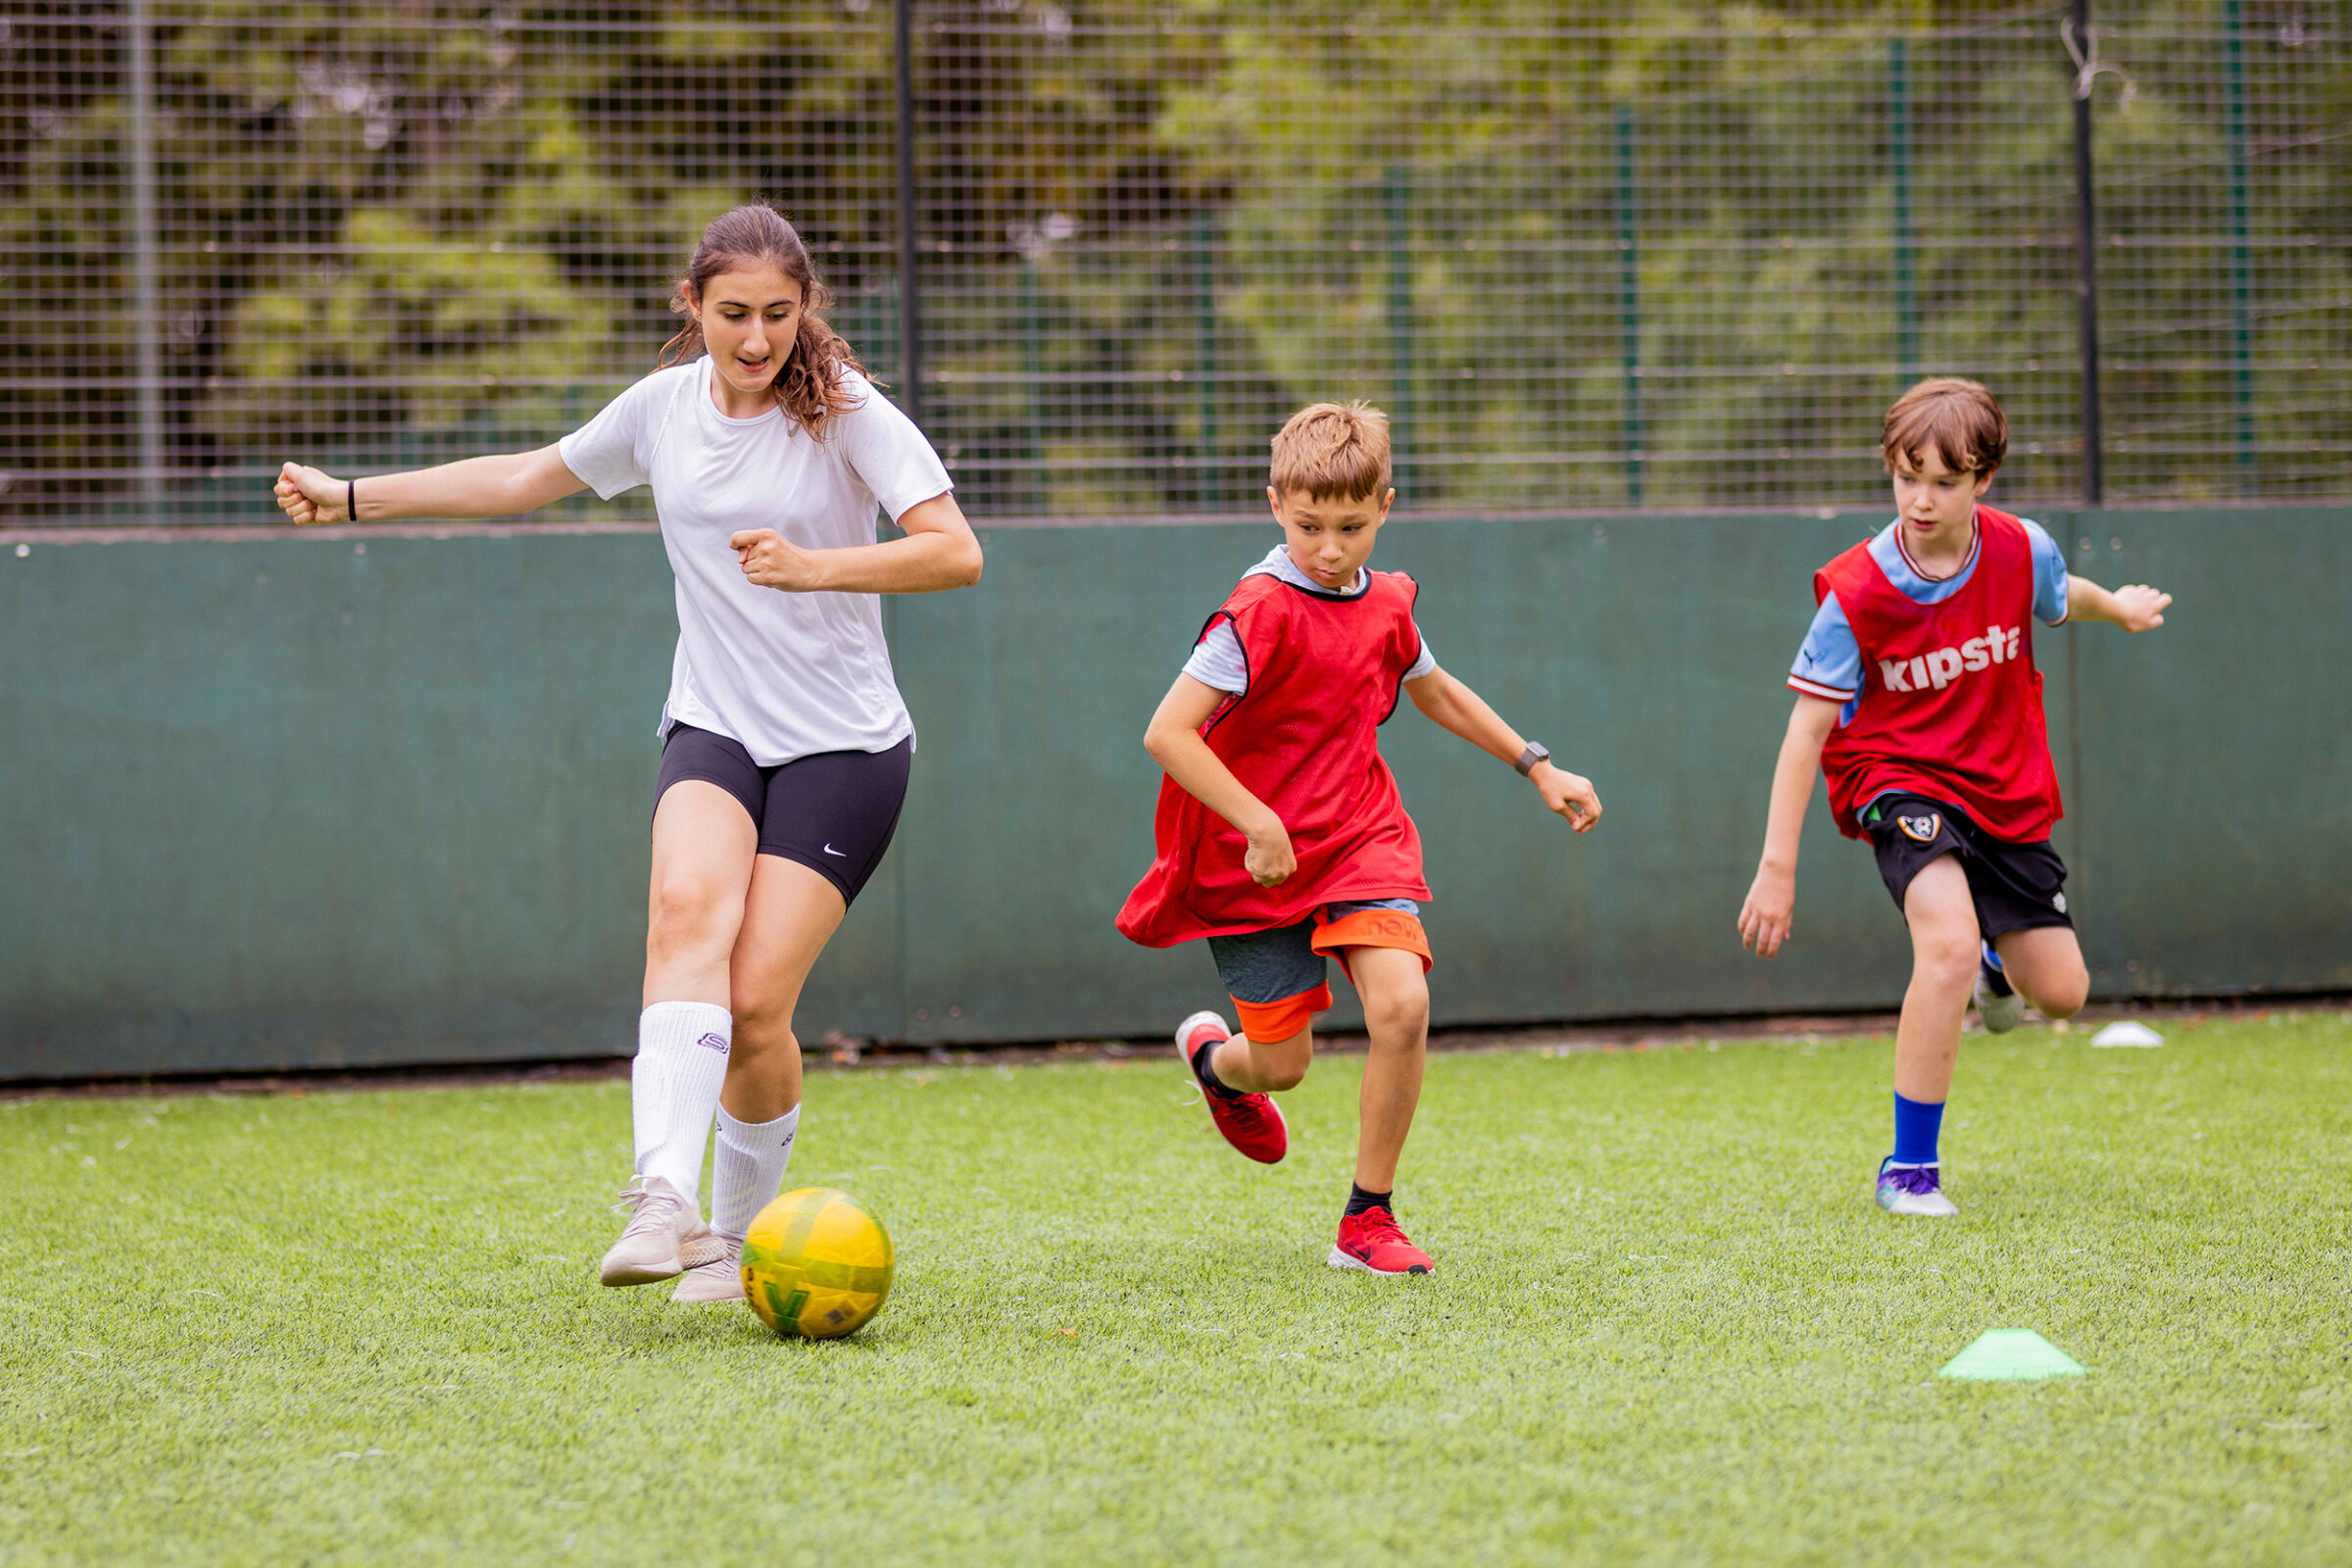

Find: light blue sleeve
<box><xmin>1180</xmin><ymin>619</ymin><xmax>1250</xmax><ymax>694</ymax></box>
<box><xmin>1788</xmin><ymin>591</ymin><xmax>1862</xmax><ymax>700</ymax></box>
<box><xmin>2022</xmin><ymin>518</ymin><xmax>2071</xmax><ymax>624</ymax></box>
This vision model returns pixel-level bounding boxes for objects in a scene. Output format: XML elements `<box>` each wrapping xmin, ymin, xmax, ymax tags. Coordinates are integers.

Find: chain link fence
<box><xmin>3</xmin><ymin>0</ymin><xmax>2345</xmax><ymax>524</ymax></box>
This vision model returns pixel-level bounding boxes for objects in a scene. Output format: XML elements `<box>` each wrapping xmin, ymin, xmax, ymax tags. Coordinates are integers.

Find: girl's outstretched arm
<box><xmin>1403</xmin><ymin>667</ymin><xmax>1600</xmax><ymax>831</ymax></box>
<box><xmin>274</xmin><ymin>447</ymin><xmax>589</xmax><ymax>524</ymax></box>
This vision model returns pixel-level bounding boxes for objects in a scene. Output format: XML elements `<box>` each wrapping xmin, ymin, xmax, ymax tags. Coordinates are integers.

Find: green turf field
<box><xmin>6</xmin><ymin>1013</ymin><xmax>2348</xmax><ymax>1567</ymax></box>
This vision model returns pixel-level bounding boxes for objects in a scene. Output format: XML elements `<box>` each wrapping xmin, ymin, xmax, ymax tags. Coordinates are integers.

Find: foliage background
<box><xmin>2</xmin><ymin>0</ymin><xmax>2346</xmax><ymax>520</ymax></box>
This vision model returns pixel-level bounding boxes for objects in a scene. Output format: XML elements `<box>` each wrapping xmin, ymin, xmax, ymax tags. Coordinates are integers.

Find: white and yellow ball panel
<box><xmin>741</xmin><ymin>1187</ymin><xmax>894</xmax><ymax>1341</ymax></box>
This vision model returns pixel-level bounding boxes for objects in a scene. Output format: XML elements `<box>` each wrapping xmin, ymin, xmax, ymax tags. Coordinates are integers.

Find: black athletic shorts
<box><xmin>1862</xmin><ymin>794</ymin><xmax>2073</xmax><ymax>939</ymax></box>
<box><xmin>654</xmin><ymin>724</ymin><xmax>911</xmax><ymax>906</ymax></box>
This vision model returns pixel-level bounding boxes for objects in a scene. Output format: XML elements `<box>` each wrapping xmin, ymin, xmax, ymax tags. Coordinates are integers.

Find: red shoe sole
<box><xmin>1326</xmin><ymin>1243</ymin><xmax>1433</xmax><ymax>1276</ymax></box>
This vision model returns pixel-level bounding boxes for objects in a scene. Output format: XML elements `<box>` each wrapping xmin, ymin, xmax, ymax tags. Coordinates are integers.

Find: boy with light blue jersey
<box><xmin>1740</xmin><ymin>378</ymin><xmax>2171</xmax><ymax>1216</ymax></box>
<box><xmin>1784</xmin><ymin>516</ymin><xmax>2070</xmax><ymax>711</ymax></box>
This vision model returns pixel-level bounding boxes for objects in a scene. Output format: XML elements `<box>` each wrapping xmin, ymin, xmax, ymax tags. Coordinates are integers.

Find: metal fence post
<box><xmin>893</xmin><ymin>0</ymin><xmax>923</xmax><ymax>428</ymax></box>
<box><xmin>2223</xmin><ymin>0</ymin><xmax>2257</xmax><ymax>491</ymax></box>
<box><xmin>1614</xmin><ymin>106</ymin><xmax>1643</xmax><ymax>509</ymax></box>
<box><xmin>1194</xmin><ymin>210</ymin><xmax>1219</xmax><ymax>513</ymax></box>
<box><xmin>1889</xmin><ymin>36</ymin><xmax>1920</xmax><ymax>379</ymax></box>
<box><xmin>2068</xmin><ymin>0</ymin><xmax>2104</xmax><ymax>506</ymax></box>
<box><xmin>125</xmin><ymin>0</ymin><xmax>164</xmax><ymax>517</ymax></box>
<box><xmin>1019</xmin><ymin>257</ymin><xmax>1046</xmax><ymax>513</ymax></box>
<box><xmin>1384</xmin><ymin>165</ymin><xmax>1414</xmax><ymax>490</ymax></box>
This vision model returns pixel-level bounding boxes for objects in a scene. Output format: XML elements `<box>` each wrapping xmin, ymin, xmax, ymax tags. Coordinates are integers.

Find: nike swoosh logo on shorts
<box><xmin>823</xmin><ymin>843</ymin><xmax>846</xmax><ymax>857</ymax></box>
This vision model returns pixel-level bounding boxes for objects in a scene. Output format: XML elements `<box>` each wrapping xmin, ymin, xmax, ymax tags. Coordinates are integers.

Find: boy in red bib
<box><xmin>1118</xmin><ymin>402</ymin><xmax>1602</xmax><ymax>1274</ymax></box>
<box><xmin>1739</xmin><ymin>378</ymin><xmax>2172</xmax><ymax>1216</ymax></box>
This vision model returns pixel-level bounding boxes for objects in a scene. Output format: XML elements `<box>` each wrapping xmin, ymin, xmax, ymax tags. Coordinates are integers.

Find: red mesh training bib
<box><xmin>1116</xmin><ymin>569</ymin><xmax>1432</xmax><ymax>946</ymax></box>
<box><xmin>1815</xmin><ymin>506</ymin><xmax>2063</xmax><ymax>844</ymax></box>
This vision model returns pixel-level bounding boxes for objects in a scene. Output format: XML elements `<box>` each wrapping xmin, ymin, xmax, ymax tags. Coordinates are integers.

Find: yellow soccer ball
<box><xmin>741</xmin><ymin>1187</ymin><xmax>895</xmax><ymax>1341</ymax></box>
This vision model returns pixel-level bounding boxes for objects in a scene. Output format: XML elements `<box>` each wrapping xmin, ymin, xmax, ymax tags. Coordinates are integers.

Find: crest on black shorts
<box><xmin>1898</xmin><ymin>812</ymin><xmax>1941</xmax><ymax>844</ymax></box>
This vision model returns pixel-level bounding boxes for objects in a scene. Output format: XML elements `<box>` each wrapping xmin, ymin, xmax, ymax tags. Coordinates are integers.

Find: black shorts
<box><xmin>1863</xmin><ymin>794</ymin><xmax>2073</xmax><ymax>939</ymax></box>
<box><xmin>655</xmin><ymin>724</ymin><xmax>911</xmax><ymax>906</ymax></box>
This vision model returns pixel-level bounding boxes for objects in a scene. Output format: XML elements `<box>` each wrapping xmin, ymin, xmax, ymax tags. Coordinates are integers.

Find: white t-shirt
<box><xmin>1181</xmin><ymin>545</ymin><xmax>1439</xmax><ymax>694</ymax></box>
<box><xmin>560</xmin><ymin>359</ymin><xmax>953</xmax><ymax>765</ymax></box>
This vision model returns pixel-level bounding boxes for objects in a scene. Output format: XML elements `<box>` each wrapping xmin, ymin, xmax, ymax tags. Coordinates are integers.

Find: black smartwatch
<box><xmin>1513</xmin><ymin>742</ymin><xmax>1551</xmax><ymax>777</ymax></box>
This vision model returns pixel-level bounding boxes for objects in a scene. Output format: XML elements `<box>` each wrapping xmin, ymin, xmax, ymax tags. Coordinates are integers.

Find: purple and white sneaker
<box><xmin>1876</xmin><ymin>1159</ymin><xmax>1960</xmax><ymax>1216</ymax></box>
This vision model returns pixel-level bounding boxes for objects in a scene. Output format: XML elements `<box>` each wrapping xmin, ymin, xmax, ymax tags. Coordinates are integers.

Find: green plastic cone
<box><xmin>1938</xmin><ymin>1330</ymin><xmax>2087</xmax><ymax>1381</ymax></box>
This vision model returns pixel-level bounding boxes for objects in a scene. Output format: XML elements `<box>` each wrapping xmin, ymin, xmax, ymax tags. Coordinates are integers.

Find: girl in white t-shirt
<box><xmin>274</xmin><ymin>205</ymin><xmax>981</xmax><ymax>1303</ymax></box>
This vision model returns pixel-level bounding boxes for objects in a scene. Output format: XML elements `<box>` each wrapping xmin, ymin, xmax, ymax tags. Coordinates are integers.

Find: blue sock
<box><xmin>1891</xmin><ymin>1092</ymin><xmax>1944</xmax><ymax>1166</ymax></box>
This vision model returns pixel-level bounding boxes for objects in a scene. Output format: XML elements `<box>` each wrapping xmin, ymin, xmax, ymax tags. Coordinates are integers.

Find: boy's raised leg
<box><xmin>1989</xmin><ymin>926</ymin><xmax>2090</xmax><ymax>1025</ymax></box>
<box><xmin>1331</xmin><ymin>947</ymin><xmax>1434</xmax><ymax>1275</ymax></box>
<box><xmin>1174</xmin><ymin>1011</ymin><xmax>1294</xmax><ymax>1163</ymax></box>
<box><xmin>1206</xmin><ymin>1021</ymin><xmax>1311</xmax><ymax>1096</ymax></box>
<box><xmin>1882</xmin><ymin>856</ymin><xmax>1979</xmax><ymax>1217</ymax></box>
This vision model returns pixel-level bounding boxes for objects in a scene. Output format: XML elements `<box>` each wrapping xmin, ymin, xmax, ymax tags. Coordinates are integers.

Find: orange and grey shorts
<box><xmin>1205</xmin><ymin>900</ymin><xmax>1433</xmax><ymax>1043</ymax></box>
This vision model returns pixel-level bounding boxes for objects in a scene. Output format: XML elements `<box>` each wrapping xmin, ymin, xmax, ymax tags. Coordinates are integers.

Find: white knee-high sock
<box><xmin>632</xmin><ymin>1001</ymin><xmax>732</xmax><ymax>1200</ymax></box>
<box><xmin>711</xmin><ymin>1103</ymin><xmax>801</xmax><ymax>1240</ymax></box>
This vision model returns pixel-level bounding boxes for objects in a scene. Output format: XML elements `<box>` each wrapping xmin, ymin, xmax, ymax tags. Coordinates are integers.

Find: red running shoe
<box><xmin>1329</xmin><ymin>1206</ymin><xmax>1434</xmax><ymax>1275</ymax></box>
<box><xmin>1174</xmin><ymin>1010</ymin><xmax>1288</xmax><ymax>1164</ymax></box>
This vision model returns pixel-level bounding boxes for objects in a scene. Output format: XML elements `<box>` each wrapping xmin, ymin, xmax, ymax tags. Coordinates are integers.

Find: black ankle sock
<box><xmin>1191</xmin><ymin>1040</ymin><xmax>1241</xmax><ymax>1098</ymax></box>
<box><xmin>1346</xmin><ymin>1183</ymin><xmax>1393</xmax><ymax>1217</ymax></box>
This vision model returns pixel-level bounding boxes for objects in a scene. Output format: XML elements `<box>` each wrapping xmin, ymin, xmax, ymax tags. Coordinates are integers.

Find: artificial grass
<box><xmin>4</xmin><ymin>1013</ymin><xmax>2348</xmax><ymax>1567</ymax></box>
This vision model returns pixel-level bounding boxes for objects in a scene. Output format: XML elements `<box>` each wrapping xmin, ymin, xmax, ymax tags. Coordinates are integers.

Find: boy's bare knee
<box><xmin>1361</xmin><ymin>979</ymin><xmax>1430</xmax><ymax>1043</ymax></box>
<box><xmin>2032</xmin><ymin>963</ymin><xmax>2090</xmax><ymax>1020</ymax></box>
<box><xmin>1912</xmin><ymin>929</ymin><xmax>1980</xmax><ymax>992</ymax></box>
<box><xmin>1260</xmin><ymin>1059</ymin><xmax>1310</xmax><ymax>1092</ymax></box>
<box><xmin>1240</xmin><ymin>1030</ymin><xmax>1311</xmax><ymax>1091</ymax></box>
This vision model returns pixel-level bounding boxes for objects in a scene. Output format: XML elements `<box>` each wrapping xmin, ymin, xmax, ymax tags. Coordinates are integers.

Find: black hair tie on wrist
<box><xmin>346</xmin><ymin>477</ymin><xmax>358</xmax><ymax>523</ymax></box>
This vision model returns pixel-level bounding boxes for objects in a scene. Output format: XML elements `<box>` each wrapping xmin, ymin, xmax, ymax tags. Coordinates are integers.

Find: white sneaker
<box><xmin>1974</xmin><ymin>950</ymin><xmax>2026</xmax><ymax>1034</ymax></box>
<box><xmin>670</xmin><ymin>1233</ymin><xmax>746</xmax><ymax>1304</ymax></box>
<box><xmin>1875</xmin><ymin>1161</ymin><xmax>1961</xmax><ymax>1217</ymax></box>
<box><xmin>599</xmin><ymin>1175</ymin><xmax>713</xmax><ymax>1286</ymax></box>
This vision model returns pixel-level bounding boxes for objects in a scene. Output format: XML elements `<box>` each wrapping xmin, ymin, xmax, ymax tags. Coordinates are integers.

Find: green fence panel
<box><xmin>2064</xmin><ymin>509</ymin><xmax>2352</xmax><ymax>996</ymax></box>
<box><xmin>0</xmin><ymin>531</ymin><xmax>899</xmax><ymax>1078</ymax></box>
<box><xmin>1</xmin><ymin>508</ymin><xmax>2340</xmax><ymax>1079</ymax></box>
<box><xmin>894</xmin><ymin>514</ymin><xmax>1928</xmax><ymax>1043</ymax></box>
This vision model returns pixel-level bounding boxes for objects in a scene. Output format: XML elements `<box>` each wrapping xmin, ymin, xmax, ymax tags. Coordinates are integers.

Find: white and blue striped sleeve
<box><xmin>2022</xmin><ymin>518</ymin><xmax>2071</xmax><ymax>624</ymax></box>
<box><xmin>1180</xmin><ymin>619</ymin><xmax>1250</xmax><ymax>695</ymax></box>
<box><xmin>1788</xmin><ymin>591</ymin><xmax>1862</xmax><ymax>702</ymax></box>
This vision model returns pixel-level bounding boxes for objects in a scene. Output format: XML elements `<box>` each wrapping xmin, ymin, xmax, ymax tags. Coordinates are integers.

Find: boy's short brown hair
<box><xmin>1883</xmin><ymin>377</ymin><xmax>2008</xmax><ymax>477</ymax></box>
<box><xmin>1269</xmin><ymin>401</ymin><xmax>1392</xmax><ymax>501</ymax></box>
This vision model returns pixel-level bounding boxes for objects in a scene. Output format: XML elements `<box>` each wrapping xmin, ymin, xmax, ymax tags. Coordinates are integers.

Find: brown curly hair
<box><xmin>658</xmin><ymin>205</ymin><xmax>871</xmax><ymax>438</ymax></box>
